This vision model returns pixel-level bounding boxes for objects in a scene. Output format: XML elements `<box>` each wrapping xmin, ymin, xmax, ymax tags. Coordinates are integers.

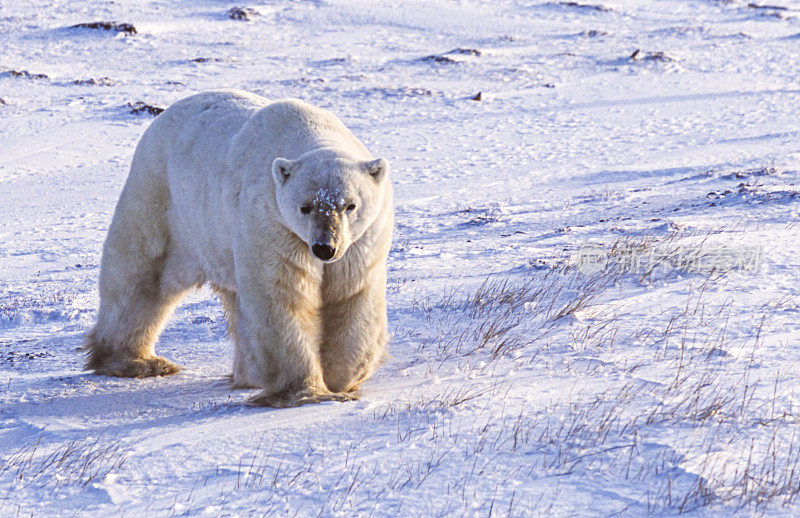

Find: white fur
<box><xmin>86</xmin><ymin>89</ymin><xmax>394</xmax><ymax>407</ymax></box>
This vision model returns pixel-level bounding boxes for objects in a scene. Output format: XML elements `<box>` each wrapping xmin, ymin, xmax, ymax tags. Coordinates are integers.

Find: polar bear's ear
<box><xmin>363</xmin><ymin>157</ymin><xmax>389</xmax><ymax>183</ymax></box>
<box><xmin>272</xmin><ymin>158</ymin><xmax>295</xmax><ymax>185</ymax></box>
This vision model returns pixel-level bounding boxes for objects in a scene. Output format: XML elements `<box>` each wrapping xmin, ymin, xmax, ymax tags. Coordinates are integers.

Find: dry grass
<box><xmin>386</xmin><ymin>228</ymin><xmax>799</xmax><ymax>514</ymax></box>
<box><xmin>0</xmin><ymin>436</ymin><xmax>128</xmax><ymax>493</ymax></box>
<box><xmin>0</xmin><ymin>290</ymin><xmax>77</xmax><ymax>323</ymax></box>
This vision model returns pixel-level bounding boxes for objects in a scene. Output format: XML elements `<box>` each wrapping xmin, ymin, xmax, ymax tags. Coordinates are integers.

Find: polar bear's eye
<box><xmin>300</xmin><ymin>205</ymin><xmax>312</xmax><ymax>215</ymax></box>
<box><xmin>345</xmin><ymin>203</ymin><xmax>356</xmax><ymax>212</ymax></box>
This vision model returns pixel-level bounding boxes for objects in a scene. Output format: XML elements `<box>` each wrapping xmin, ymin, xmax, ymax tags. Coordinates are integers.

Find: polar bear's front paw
<box><xmin>247</xmin><ymin>387</ymin><xmax>358</xmax><ymax>408</ymax></box>
<box><xmin>91</xmin><ymin>356</ymin><xmax>182</xmax><ymax>378</ymax></box>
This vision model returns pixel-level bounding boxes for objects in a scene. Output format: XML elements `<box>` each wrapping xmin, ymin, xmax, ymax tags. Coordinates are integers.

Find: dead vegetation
<box><xmin>406</xmin><ymin>258</ymin><xmax>619</xmax><ymax>371</ymax></box>
<box><xmin>127</xmin><ymin>101</ymin><xmax>164</xmax><ymax>116</ymax></box>
<box><xmin>747</xmin><ymin>3</ymin><xmax>789</xmax><ymax>11</ymax></box>
<box><xmin>581</xmin><ymin>29</ymin><xmax>611</xmax><ymax>37</ymax></box>
<box><xmin>630</xmin><ymin>49</ymin><xmax>677</xmax><ymax>62</ymax></box>
<box><xmin>421</xmin><ymin>48</ymin><xmax>482</xmax><ymax>65</ymax></box>
<box><xmin>380</xmin><ymin>86</ymin><xmax>438</xmax><ymax>98</ymax></box>
<box><xmin>1</xmin><ymin>344</ymin><xmax>53</xmax><ymax>366</ymax></box>
<box><xmin>552</xmin><ymin>1</ymin><xmax>613</xmax><ymax>12</ymax></box>
<box><xmin>421</xmin><ymin>54</ymin><xmax>459</xmax><ymax>65</ymax></box>
<box><xmin>1</xmin><ymin>69</ymin><xmax>48</xmax><ymax>80</ymax></box>
<box><xmin>70</xmin><ymin>21</ymin><xmax>137</xmax><ymax>35</ymax></box>
<box><xmin>190</xmin><ymin>57</ymin><xmax>229</xmax><ymax>63</ymax></box>
<box><xmin>379</xmin><ymin>225</ymin><xmax>797</xmax><ymax>513</ymax></box>
<box><xmin>72</xmin><ymin>77</ymin><xmax>114</xmax><ymax>86</ymax></box>
<box><xmin>227</xmin><ymin>7</ymin><xmax>259</xmax><ymax>21</ymax></box>
<box><xmin>722</xmin><ymin>164</ymin><xmax>781</xmax><ymax>179</ymax></box>
<box><xmin>447</xmin><ymin>48</ymin><xmax>482</xmax><ymax>56</ymax></box>
<box><xmin>0</xmin><ymin>437</ymin><xmax>128</xmax><ymax>490</ymax></box>
<box><xmin>0</xmin><ymin>290</ymin><xmax>77</xmax><ymax>323</ymax></box>
<box><xmin>458</xmin><ymin>206</ymin><xmax>502</xmax><ymax>226</ymax></box>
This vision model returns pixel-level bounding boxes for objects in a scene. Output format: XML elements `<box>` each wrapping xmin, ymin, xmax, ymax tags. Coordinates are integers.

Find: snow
<box><xmin>2</xmin><ymin>0</ymin><xmax>800</xmax><ymax>515</ymax></box>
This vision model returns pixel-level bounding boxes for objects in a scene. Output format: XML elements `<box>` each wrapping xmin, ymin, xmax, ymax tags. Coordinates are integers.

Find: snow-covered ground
<box><xmin>2</xmin><ymin>0</ymin><xmax>800</xmax><ymax>515</ymax></box>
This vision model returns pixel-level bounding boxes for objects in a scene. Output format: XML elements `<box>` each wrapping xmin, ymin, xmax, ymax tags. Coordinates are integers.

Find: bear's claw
<box><xmin>247</xmin><ymin>388</ymin><xmax>358</xmax><ymax>408</ymax></box>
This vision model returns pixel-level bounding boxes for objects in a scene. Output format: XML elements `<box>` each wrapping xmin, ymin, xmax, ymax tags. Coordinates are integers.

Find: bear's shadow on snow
<box><xmin>7</xmin><ymin>372</ymin><xmax>253</xmax><ymax>436</ymax></box>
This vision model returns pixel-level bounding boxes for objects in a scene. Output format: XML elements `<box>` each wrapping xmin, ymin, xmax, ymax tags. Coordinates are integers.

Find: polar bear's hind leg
<box><xmin>85</xmin><ymin>181</ymin><xmax>188</xmax><ymax>378</ymax></box>
<box><xmin>86</xmin><ymin>252</ymin><xmax>187</xmax><ymax>377</ymax></box>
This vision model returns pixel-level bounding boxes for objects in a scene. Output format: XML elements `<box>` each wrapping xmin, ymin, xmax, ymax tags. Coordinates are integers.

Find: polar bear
<box><xmin>85</xmin><ymin>89</ymin><xmax>393</xmax><ymax>407</ymax></box>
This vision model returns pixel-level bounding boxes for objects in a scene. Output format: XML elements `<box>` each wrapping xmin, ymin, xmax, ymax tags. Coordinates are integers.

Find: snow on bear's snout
<box><xmin>272</xmin><ymin>153</ymin><xmax>389</xmax><ymax>263</ymax></box>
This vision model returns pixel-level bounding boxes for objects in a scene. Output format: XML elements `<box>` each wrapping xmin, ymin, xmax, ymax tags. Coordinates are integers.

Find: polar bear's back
<box><xmin>138</xmin><ymin>90</ymin><xmax>369</xmax><ymax>185</ymax></box>
<box><xmin>145</xmin><ymin>89</ymin><xmax>268</xmax><ymax>175</ymax></box>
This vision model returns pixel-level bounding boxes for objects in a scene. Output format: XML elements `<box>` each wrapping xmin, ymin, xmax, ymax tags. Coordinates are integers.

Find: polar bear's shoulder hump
<box><xmin>258</xmin><ymin>98</ymin><xmax>340</xmax><ymax>124</ymax></box>
<box><xmin>162</xmin><ymin>89</ymin><xmax>271</xmax><ymax>120</ymax></box>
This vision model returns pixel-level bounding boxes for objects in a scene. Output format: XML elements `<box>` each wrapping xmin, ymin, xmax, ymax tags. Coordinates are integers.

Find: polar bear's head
<box><xmin>272</xmin><ymin>149</ymin><xmax>389</xmax><ymax>263</ymax></box>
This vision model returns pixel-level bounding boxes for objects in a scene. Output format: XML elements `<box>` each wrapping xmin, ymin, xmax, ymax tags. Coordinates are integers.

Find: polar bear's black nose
<box><xmin>312</xmin><ymin>243</ymin><xmax>335</xmax><ymax>261</ymax></box>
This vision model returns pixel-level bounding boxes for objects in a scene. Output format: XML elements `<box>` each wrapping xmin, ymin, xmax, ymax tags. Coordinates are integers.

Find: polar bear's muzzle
<box><xmin>312</xmin><ymin>243</ymin><xmax>336</xmax><ymax>261</ymax></box>
<box><xmin>308</xmin><ymin>207</ymin><xmax>350</xmax><ymax>262</ymax></box>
